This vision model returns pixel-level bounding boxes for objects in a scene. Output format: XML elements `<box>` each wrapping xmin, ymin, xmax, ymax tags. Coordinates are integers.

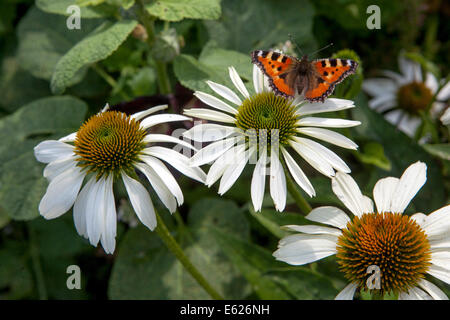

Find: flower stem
<box><xmin>27</xmin><ymin>223</ymin><xmax>48</xmax><ymax>300</ymax></box>
<box><xmin>282</xmin><ymin>165</ymin><xmax>312</xmax><ymax>215</ymax></box>
<box><xmin>154</xmin><ymin>211</ymin><xmax>224</xmax><ymax>300</ymax></box>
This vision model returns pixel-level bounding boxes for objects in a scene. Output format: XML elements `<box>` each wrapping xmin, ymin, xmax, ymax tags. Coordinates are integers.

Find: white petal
<box><xmin>58</xmin><ymin>132</ymin><xmax>77</xmax><ymax>143</ymax></box>
<box><xmin>440</xmin><ymin>107</ymin><xmax>450</xmax><ymax>125</ymax></box>
<box><xmin>144</xmin><ymin>146</ymin><xmax>206</xmax><ymax>183</ymax></box>
<box><xmin>39</xmin><ymin>164</ymin><xmax>85</xmax><ymax>219</ymax></box>
<box><xmin>131</xmin><ymin>104</ymin><xmax>168</xmax><ymax>121</ymax></box>
<box><xmin>143</xmin><ymin>133</ymin><xmax>197</xmax><ymax>151</ymax></box>
<box><xmin>205</xmin><ymin>146</ymin><xmax>237</xmax><ymax>187</ymax></box>
<box><xmin>136</xmin><ymin>163</ymin><xmax>177</xmax><ymax>213</ymax></box>
<box><xmin>362</xmin><ymin>78</ymin><xmax>397</xmax><ymax>97</ymax></box>
<box><xmin>34</xmin><ymin>140</ymin><xmax>74</xmax><ymax>163</ymax></box>
<box><xmin>335</xmin><ymin>283</ymin><xmax>358</xmax><ymax>300</ymax></box>
<box><xmin>218</xmin><ymin>145</ymin><xmax>252</xmax><ymax>195</ymax></box>
<box><xmin>425</xmin><ymin>72</ymin><xmax>439</xmax><ymax>94</ymax></box>
<box><xmin>399</xmin><ymin>56</ymin><xmax>415</xmax><ymax>82</ymax></box>
<box><xmin>122</xmin><ymin>172</ymin><xmax>156</xmax><ymax>231</ymax></box>
<box><xmin>283</xmin><ymin>224</ymin><xmax>342</xmax><ymax>236</ymax></box>
<box><xmin>305</xmin><ymin>206</ymin><xmax>351</xmax><ymax>229</ymax></box>
<box><xmin>390</xmin><ymin>161</ymin><xmax>427</xmax><ymax>213</ymax></box>
<box><xmin>417</xmin><ymin>279</ymin><xmax>448</xmax><ymax>300</ymax></box>
<box><xmin>139</xmin><ymin>155</ymin><xmax>184</xmax><ymax>206</ymax></box>
<box><xmin>431</xmin><ymin>250</ymin><xmax>450</xmax><ymax>270</ymax></box>
<box><xmin>297</xmin><ymin>127</ymin><xmax>358</xmax><ymax>150</ymax></box>
<box><xmin>437</xmin><ymin>81</ymin><xmax>450</xmax><ymax>101</ymax></box>
<box><xmin>373</xmin><ymin>177</ymin><xmax>399</xmax><ymax>213</ymax></box>
<box><xmin>289</xmin><ymin>139</ymin><xmax>335</xmax><ymax>177</ymax></box>
<box><xmin>43</xmin><ymin>156</ymin><xmax>77</xmax><ymax>181</ymax></box>
<box><xmin>73</xmin><ymin>176</ymin><xmax>95</xmax><ymax>238</ymax></box>
<box><xmin>251</xmin><ymin>147</ymin><xmax>267</xmax><ymax>212</ymax></box>
<box><xmin>332</xmin><ymin>172</ymin><xmax>368</xmax><ymax>217</ymax></box>
<box><xmin>206</xmin><ymin>80</ymin><xmax>242</xmax><ymax>105</ymax></box>
<box><xmin>183</xmin><ymin>108</ymin><xmax>236</xmax><ymax>123</ymax></box>
<box><xmin>296</xmin><ymin>98</ymin><xmax>355</xmax><ymax>116</ymax></box>
<box><xmin>411</xmin><ymin>212</ymin><xmax>427</xmax><ymax>227</ymax></box>
<box><xmin>194</xmin><ymin>91</ymin><xmax>237</xmax><ymax>114</ymax></box>
<box><xmin>270</xmin><ymin>145</ymin><xmax>287</xmax><ymax>212</ymax></box>
<box><xmin>281</xmin><ymin>148</ymin><xmax>315</xmax><ymax>197</ymax></box>
<box><xmin>228</xmin><ymin>66</ymin><xmax>250</xmax><ymax>99</ymax></box>
<box><xmin>381</xmin><ymin>70</ymin><xmax>405</xmax><ymax>84</ymax></box>
<box><xmin>140</xmin><ymin>113</ymin><xmax>191</xmax><ymax>130</ymax></box>
<box><xmin>297</xmin><ymin>117</ymin><xmax>361</xmax><ymax>128</ymax></box>
<box><xmin>252</xmin><ymin>64</ymin><xmax>264</xmax><ymax>94</ymax></box>
<box><xmin>189</xmin><ymin>137</ymin><xmax>238</xmax><ymax>166</ymax></box>
<box><xmin>423</xmin><ymin>205</ymin><xmax>450</xmax><ymax>238</ymax></box>
<box><xmin>427</xmin><ymin>265</ymin><xmax>450</xmax><ymax>285</ymax></box>
<box><xmin>396</xmin><ymin>114</ymin><xmax>421</xmax><ymax>138</ymax></box>
<box><xmin>85</xmin><ymin>176</ymin><xmax>106</xmax><ymax>246</ymax></box>
<box><xmin>101</xmin><ymin>175</ymin><xmax>116</xmax><ymax>254</ymax></box>
<box><xmin>399</xmin><ymin>287</ymin><xmax>432</xmax><ymax>300</ymax></box>
<box><xmin>368</xmin><ymin>94</ymin><xmax>397</xmax><ymax>112</ymax></box>
<box><xmin>183</xmin><ymin>123</ymin><xmax>237</xmax><ymax>142</ymax></box>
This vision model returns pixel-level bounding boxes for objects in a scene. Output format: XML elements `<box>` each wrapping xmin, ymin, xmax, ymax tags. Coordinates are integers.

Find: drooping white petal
<box><xmin>296</xmin><ymin>117</ymin><xmax>361</xmax><ymax>128</ymax></box>
<box><xmin>283</xmin><ymin>224</ymin><xmax>342</xmax><ymax>237</ymax></box>
<box><xmin>440</xmin><ymin>107</ymin><xmax>450</xmax><ymax>126</ymax></box>
<box><xmin>34</xmin><ymin>140</ymin><xmax>74</xmax><ymax>163</ymax></box>
<box><xmin>273</xmin><ymin>234</ymin><xmax>337</xmax><ymax>265</ymax></box>
<box><xmin>39</xmin><ymin>164</ymin><xmax>85</xmax><ymax>219</ymax></box>
<box><xmin>144</xmin><ymin>146</ymin><xmax>206</xmax><ymax>183</ymax></box>
<box><xmin>143</xmin><ymin>134</ymin><xmax>197</xmax><ymax>151</ymax></box>
<box><xmin>335</xmin><ymin>283</ymin><xmax>358</xmax><ymax>300</ymax></box>
<box><xmin>399</xmin><ymin>56</ymin><xmax>415</xmax><ymax>82</ymax></box>
<box><xmin>218</xmin><ymin>145</ymin><xmax>252</xmax><ymax>195</ymax></box>
<box><xmin>380</xmin><ymin>70</ymin><xmax>405</xmax><ymax>84</ymax></box>
<box><xmin>289</xmin><ymin>139</ymin><xmax>335</xmax><ymax>177</ymax></box>
<box><xmin>73</xmin><ymin>176</ymin><xmax>95</xmax><ymax>239</ymax></box>
<box><xmin>368</xmin><ymin>94</ymin><xmax>397</xmax><ymax>112</ymax></box>
<box><xmin>101</xmin><ymin>175</ymin><xmax>116</xmax><ymax>254</ymax></box>
<box><xmin>417</xmin><ymin>279</ymin><xmax>448</xmax><ymax>300</ymax></box>
<box><xmin>425</xmin><ymin>72</ymin><xmax>439</xmax><ymax>94</ymax></box>
<box><xmin>189</xmin><ymin>137</ymin><xmax>239</xmax><ymax>166</ymax></box>
<box><xmin>281</xmin><ymin>148</ymin><xmax>315</xmax><ymax>197</ymax></box>
<box><xmin>270</xmin><ymin>145</ymin><xmax>287</xmax><ymax>212</ymax></box>
<box><xmin>362</xmin><ymin>78</ymin><xmax>397</xmax><ymax>97</ymax></box>
<box><xmin>85</xmin><ymin>176</ymin><xmax>106</xmax><ymax>246</ymax></box>
<box><xmin>427</xmin><ymin>265</ymin><xmax>450</xmax><ymax>285</ymax></box>
<box><xmin>373</xmin><ymin>177</ymin><xmax>399</xmax><ymax>213</ymax></box>
<box><xmin>59</xmin><ymin>132</ymin><xmax>77</xmax><ymax>143</ymax></box>
<box><xmin>194</xmin><ymin>91</ymin><xmax>237</xmax><ymax>114</ymax></box>
<box><xmin>422</xmin><ymin>205</ymin><xmax>450</xmax><ymax>238</ymax></box>
<box><xmin>205</xmin><ymin>146</ymin><xmax>235</xmax><ymax>187</ymax></box>
<box><xmin>305</xmin><ymin>206</ymin><xmax>351</xmax><ymax>229</ymax></box>
<box><xmin>430</xmin><ymin>250</ymin><xmax>450</xmax><ymax>270</ymax></box>
<box><xmin>43</xmin><ymin>156</ymin><xmax>77</xmax><ymax>182</ymax></box>
<box><xmin>390</xmin><ymin>161</ymin><xmax>427</xmax><ymax>213</ymax></box>
<box><xmin>183</xmin><ymin>108</ymin><xmax>236</xmax><ymax>123</ymax></box>
<box><xmin>251</xmin><ymin>147</ymin><xmax>267</xmax><ymax>212</ymax></box>
<box><xmin>398</xmin><ymin>287</ymin><xmax>432</xmax><ymax>300</ymax></box>
<box><xmin>228</xmin><ymin>66</ymin><xmax>250</xmax><ymax>99</ymax></box>
<box><xmin>139</xmin><ymin>155</ymin><xmax>184</xmax><ymax>206</ymax></box>
<box><xmin>122</xmin><ymin>172</ymin><xmax>156</xmax><ymax>231</ymax></box>
<box><xmin>297</xmin><ymin>127</ymin><xmax>358</xmax><ymax>150</ymax></box>
<box><xmin>140</xmin><ymin>114</ymin><xmax>191</xmax><ymax>129</ymax></box>
<box><xmin>295</xmin><ymin>98</ymin><xmax>355</xmax><ymax>116</ymax></box>
<box><xmin>252</xmin><ymin>64</ymin><xmax>264</xmax><ymax>94</ymax></box>
<box><xmin>332</xmin><ymin>172</ymin><xmax>368</xmax><ymax>217</ymax></box>
<box><xmin>183</xmin><ymin>123</ymin><xmax>237</xmax><ymax>142</ymax></box>
<box><xmin>206</xmin><ymin>80</ymin><xmax>242</xmax><ymax>105</ymax></box>
<box><xmin>437</xmin><ymin>81</ymin><xmax>450</xmax><ymax>101</ymax></box>
<box><xmin>131</xmin><ymin>104</ymin><xmax>168</xmax><ymax>121</ymax></box>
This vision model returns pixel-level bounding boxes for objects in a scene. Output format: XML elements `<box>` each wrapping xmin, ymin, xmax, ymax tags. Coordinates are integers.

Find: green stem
<box><xmin>136</xmin><ymin>0</ymin><xmax>172</xmax><ymax>95</ymax></box>
<box><xmin>282</xmin><ymin>163</ymin><xmax>312</xmax><ymax>215</ymax></box>
<box><xmin>155</xmin><ymin>211</ymin><xmax>224</xmax><ymax>300</ymax></box>
<box><xmin>27</xmin><ymin>224</ymin><xmax>48</xmax><ymax>300</ymax></box>
<box><xmin>91</xmin><ymin>64</ymin><xmax>131</xmax><ymax>100</ymax></box>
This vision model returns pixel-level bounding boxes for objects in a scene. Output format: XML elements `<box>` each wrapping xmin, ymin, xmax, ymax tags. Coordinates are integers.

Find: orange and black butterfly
<box><xmin>251</xmin><ymin>50</ymin><xmax>358</xmax><ymax>102</ymax></box>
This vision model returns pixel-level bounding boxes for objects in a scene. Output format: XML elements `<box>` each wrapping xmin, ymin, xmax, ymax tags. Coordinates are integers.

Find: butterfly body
<box><xmin>251</xmin><ymin>50</ymin><xmax>358</xmax><ymax>102</ymax></box>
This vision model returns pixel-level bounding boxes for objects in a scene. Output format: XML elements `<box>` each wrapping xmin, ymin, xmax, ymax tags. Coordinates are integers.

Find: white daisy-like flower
<box><xmin>273</xmin><ymin>161</ymin><xmax>450</xmax><ymax>300</ymax></box>
<box><xmin>363</xmin><ymin>55</ymin><xmax>450</xmax><ymax>137</ymax></box>
<box><xmin>183</xmin><ymin>65</ymin><xmax>360</xmax><ymax>212</ymax></box>
<box><xmin>34</xmin><ymin>105</ymin><xmax>205</xmax><ymax>254</ymax></box>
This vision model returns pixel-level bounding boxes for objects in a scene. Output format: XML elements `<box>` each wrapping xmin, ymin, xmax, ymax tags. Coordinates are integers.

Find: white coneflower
<box><xmin>34</xmin><ymin>104</ymin><xmax>205</xmax><ymax>254</ymax></box>
<box><xmin>363</xmin><ymin>55</ymin><xmax>450</xmax><ymax>137</ymax></box>
<box><xmin>274</xmin><ymin>161</ymin><xmax>450</xmax><ymax>300</ymax></box>
<box><xmin>183</xmin><ymin>65</ymin><xmax>360</xmax><ymax>212</ymax></box>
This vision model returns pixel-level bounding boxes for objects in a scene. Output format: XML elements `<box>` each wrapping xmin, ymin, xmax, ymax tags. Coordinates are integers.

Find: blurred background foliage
<box><xmin>0</xmin><ymin>0</ymin><xmax>448</xmax><ymax>299</ymax></box>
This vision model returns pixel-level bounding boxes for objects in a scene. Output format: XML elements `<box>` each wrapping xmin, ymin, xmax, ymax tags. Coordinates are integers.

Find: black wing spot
<box><xmin>341</xmin><ymin>60</ymin><xmax>347</xmax><ymax>66</ymax></box>
<box><xmin>281</xmin><ymin>56</ymin><xmax>288</xmax><ymax>63</ymax></box>
<box><xmin>277</xmin><ymin>67</ymin><xmax>282</xmax><ymax>71</ymax></box>
<box><xmin>321</xmin><ymin>61</ymin><xmax>326</xmax><ymax>67</ymax></box>
<box><xmin>261</xmin><ymin>51</ymin><xmax>268</xmax><ymax>58</ymax></box>
<box><xmin>323</xmin><ymin>71</ymin><xmax>328</xmax><ymax>76</ymax></box>
<box><xmin>271</xmin><ymin>52</ymin><xmax>280</xmax><ymax>61</ymax></box>
<box><xmin>330</xmin><ymin>59</ymin><xmax>337</xmax><ymax>67</ymax></box>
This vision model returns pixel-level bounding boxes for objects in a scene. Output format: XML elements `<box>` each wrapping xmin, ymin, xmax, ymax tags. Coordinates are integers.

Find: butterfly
<box><xmin>251</xmin><ymin>50</ymin><xmax>358</xmax><ymax>102</ymax></box>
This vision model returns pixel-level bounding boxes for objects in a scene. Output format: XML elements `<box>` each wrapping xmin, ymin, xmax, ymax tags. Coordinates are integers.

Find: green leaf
<box><xmin>0</xmin><ymin>96</ymin><xmax>88</xmax><ymax>220</ymax></box>
<box><xmin>36</xmin><ymin>0</ymin><xmax>116</xmax><ymax>18</ymax></box>
<box><xmin>354</xmin><ymin>141</ymin><xmax>392</xmax><ymax>171</ymax></box>
<box><xmin>50</xmin><ymin>19</ymin><xmax>138</xmax><ymax>94</ymax></box>
<box><xmin>422</xmin><ymin>144</ymin><xmax>450</xmax><ymax>161</ymax></box>
<box><xmin>17</xmin><ymin>6</ymin><xmax>102</xmax><ymax>82</ymax></box>
<box><xmin>108</xmin><ymin>198</ymin><xmax>251</xmax><ymax>299</ymax></box>
<box><xmin>203</xmin><ymin>0</ymin><xmax>315</xmax><ymax>53</ymax></box>
<box><xmin>145</xmin><ymin>0</ymin><xmax>221</xmax><ymax>22</ymax></box>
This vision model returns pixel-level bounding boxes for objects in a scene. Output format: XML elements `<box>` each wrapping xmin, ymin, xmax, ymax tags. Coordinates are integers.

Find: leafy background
<box><xmin>0</xmin><ymin>0</ymin><xmax>448</xmax><ymax>300</ymax></box>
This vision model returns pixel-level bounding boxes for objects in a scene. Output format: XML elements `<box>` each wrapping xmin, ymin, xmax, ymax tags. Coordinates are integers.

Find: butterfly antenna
<box><xmin>309</xmin><ymin>43</ymin><xmax>334</xmax><ymax>58</ymax></box>
<box><xmin>288</xmin><ymin>33</ymin><xmax>304</xmax><ymax>56</ymax></box>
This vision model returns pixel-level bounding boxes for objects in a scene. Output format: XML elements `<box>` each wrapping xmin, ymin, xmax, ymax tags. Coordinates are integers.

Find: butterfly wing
<box><xmin>305</xmin><ymin>58</ymin><xmax>358</xmax><ymax>102</ymax></box>
<box><xmin>251</xmin><ymin>50</ymin><xmax>297</xmax><ymax>97</ymax></box>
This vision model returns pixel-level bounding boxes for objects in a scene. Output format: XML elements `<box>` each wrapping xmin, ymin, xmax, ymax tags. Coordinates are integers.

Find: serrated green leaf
<box><xmin>422</xmin><ymin>143</ymin><xmax>450</xmax><ymax>161</ymax></box>
<box><xmin>50</xmin><ymin>19</ymin><xmax>138</xmax><ymax>94</ymax></box>
<box><xmin>146</xmin><ymin>0</ymin><xmax>221</xmax><ymax>22</ymax></box>
<box><xmin>108</xmin><ymin>198</ymin><xmax>251</xmax><ymax>299</ymax></box>
<box><xmin>0</xmin><ymin>96</ymin><xmax>87</xmax><ymax>220</ymax></box>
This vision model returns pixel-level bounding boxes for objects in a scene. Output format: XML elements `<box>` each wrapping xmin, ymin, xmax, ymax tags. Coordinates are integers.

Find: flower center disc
<box><xmin>336</xmin><ymin>212</ymin><xmax>431</xmax><ymax>295</ymax></box>
<box><xmin>235</xmin><ymin>92</ymin><xmax>297</xmax><ymax>146</ymax></box>
<box><xmin>74</xmin><ymin>111</ymin><xmax>146</xmax><ymax>177</ymax></box>
<box><xmin>397</xmin><ymin>82</ymin><xmax>433</xmax><ymax>115</ymax></box>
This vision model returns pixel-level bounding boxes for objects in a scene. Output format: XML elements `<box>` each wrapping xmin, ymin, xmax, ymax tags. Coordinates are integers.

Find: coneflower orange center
<box><xmin>397</xmin><ymin>82</ymin><xmax>433</xmax><ymax>115</ymax></box>
<box><xmin>336</xmin><ymin>212</ymin><xmax>431</xmax><ymax>295</ymax></box>
<box><xmin>74</xmin><ymin>111</ymin><xmax>146</xmax><ymax>177</ymax></box>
